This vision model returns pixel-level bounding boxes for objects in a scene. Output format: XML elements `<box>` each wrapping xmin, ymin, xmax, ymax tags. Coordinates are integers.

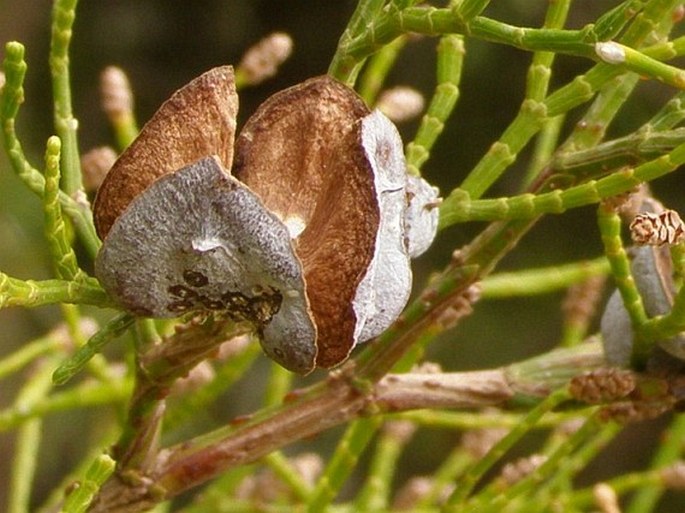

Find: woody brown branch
<box><xmin>90</xmin><ymin>369</ymin><xmax>514</xmax><ymax>512</ymax></box>
<box><xmin>89</xmin><ymin>341</ymin><xmax>608</xmax><ymax>513</ymax></box>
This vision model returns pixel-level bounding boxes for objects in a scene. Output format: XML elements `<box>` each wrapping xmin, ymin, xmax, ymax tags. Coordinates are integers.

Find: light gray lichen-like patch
<box><xmin>95</xmin><ymin>156</ymin><xmax>317</xmax><ymax>374</ymax></box>
<box><xmin>351</xmin><ymin>110</ymin><xmax>440</xmax><ymax>345</ymax></box>
<box><xmin>405</xmin><ymin>174</ymin><xmax>440</xmax><ymax>258</ymax></box>
<box><xmin>353</xmin><ymin>110</ymin><xmax>412</xmax><ymax>343</ymax></box>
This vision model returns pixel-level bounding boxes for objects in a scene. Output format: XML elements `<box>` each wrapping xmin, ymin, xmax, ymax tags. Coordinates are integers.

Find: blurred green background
<box><xmin>1</xmin><ymin>0</ymin><xmax>684</xmax><ymax>510</ymax></box>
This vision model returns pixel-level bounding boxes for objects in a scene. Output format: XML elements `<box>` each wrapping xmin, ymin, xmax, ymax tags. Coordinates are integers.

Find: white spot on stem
<box><xmin>595</xmin><ymin>41</ymin><xmax>626</xmax><ymax>65</ymax></box>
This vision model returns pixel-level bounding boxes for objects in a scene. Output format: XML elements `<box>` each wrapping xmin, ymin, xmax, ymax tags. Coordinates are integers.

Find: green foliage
<box><xmin>2</xmin><ymin>1</ymin><xmax>685</xmax><ymax>512</ymax></box>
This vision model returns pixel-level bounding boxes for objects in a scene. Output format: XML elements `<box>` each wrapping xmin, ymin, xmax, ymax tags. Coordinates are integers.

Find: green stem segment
<box><xmin>626</xmin><ymin>413</ymin><xmax>685</xmax><ymax>513</ymax></box>
<box><xmin>0</xmin><ymin>273</ymin><xmax>110</xmax><ymax>309</ymax></box>
<box><xmin>50</xmin><ymin>0</ymin><xmax>82</xmax><ymax>194</ymax></box>
<box><xmin>0</xmin><ymin>273</ymin><xmax>113</xmax><ymax>308</ymax></box>
<box><xmin>405</xmin><ymin>34</ymin><xmax>464</xmax><ymax>176</ymax></box>
<box><xmin>355</xmin><ymin>422</ymin><xmax>412</xmax><ymax>512</ymax></box>
<box><xmin>328</xmin><ymin>0</ymin><xmax>387</xmax><ymax>84</ymax></box>
<box><xmin>1</xmin><ymin>41</ymin><xmax>100</xmax><ymax>257</ymax></box>
<box><xmin>43</xmin><ymin>136</ymin><xmax>83</xmax><ymax>281</ymax></box>
<box><xmin>357</xmin><ymin>35</ymin><xmax>408</xmax><ymax>105</ymax></box>
<box><xmin>52</xmin><ymin>313</ymin><xmax>135</xmax><ymax>385</ymax></box>
<box><xmin>306</xmin><ymin>417</ymin><xmax>383</xmax><ymax>513</ymax></box>
<box><xmin>481</xmin><ymin>257</ymin><xmax>609</xmax><ymax>298</ymax></box>
<box><xmin>62</xmin><ymin>454</ymin><xmax>116</xmax><ymax>513</ymax></box>
<box><xmin>343</xmin><ymin>8</ymin><xmax>597</xmax><ymax>63</ymax></box>
<box><xmin>443</xmin><ymin>388</ymin><xmax>571</xmax><ymax>510</ymax></box>
<box><xmin>596</xmin><ymin>41</ymin><xmax>685</xmax><ymax>89</ymax></box>
<box><xmin>8</xmin><ymin>360</ymin><xmax>55</xmax><ymax>513</ymax></box>
<box><xmin>469</xmin><ymin>414</ymin><xmax>617</xmax><ymax>513</ymax></box>
<box><xmin>440</xmin><ymin>143</ymin><xmax>685</xmax><ymax>227</ymax></box>
<box><xmin>522</xmin><ymin>0</ymin><xmax>570</xmax><ymax>185</ymax></box>
<box><xmin>0</xmin><ymin>335</ymin><xmax>61</xmax><ymax>380</ymax></box>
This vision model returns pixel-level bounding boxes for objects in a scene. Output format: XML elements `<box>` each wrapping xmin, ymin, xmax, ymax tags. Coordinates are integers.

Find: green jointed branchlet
<box><xmin>43</xmin><ymin>136</ymin><xmax>84</xmax><ymax>281</ymax></box>
<box><xmin>62</xmin><ymin>455</ymin><xmax>116</xmax><ymax>513</ymax></box>
<box><xmin>439</xmin><ymin>142</ymin><xmax>685</xmax><ymax>227</ymax></box>
<box><xmin>306</xmin><ymin>417</ymin><xmax>383</xmax><ymax>513</ymax></box>
<box><xmin>50</xmin><ymin>0</ymin><xmax>83</xmax><ymax>195</ymax></box>
<box><xmin>0</xmin><ymin>272</ymin><xmax>111</xmax><ymax>309</ymax></box>
<box><xmin>406</xmin><ymin>34</ymin><xmax>464</xmax><ymax>176</ymax></box>
<box><xmin>358</xmin><ymin>35</ymin><xmax>408</xmax><ymax>104</ymax></box>
<box><xmin>597</xmin><ymin>203</ymin><xmax>649</xmax><ymax>329</ymax></box>
<box><xmin>52</xmin><ymin>313</ymin><xmax>135</xmax><ymax>386</ymax></box>
<box><xmin>1</xmin><ymin>42</ymin><xmax>100</xmax><ymax>258</ymax></box>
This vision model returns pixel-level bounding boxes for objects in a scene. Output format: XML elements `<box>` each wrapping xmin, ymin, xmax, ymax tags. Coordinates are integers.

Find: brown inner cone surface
<box><xmin>94</xmin><ymin>66</ymin><xmax>239</xmax><ymax>239</ymax></box>
<box><xmin>233</xmin><ymin>75</ymin><xmax>379</xmax><ymax>368</ymax></box>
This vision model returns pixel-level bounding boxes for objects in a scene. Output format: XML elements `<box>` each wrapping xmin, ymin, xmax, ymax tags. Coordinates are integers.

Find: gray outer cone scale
<box><xmin>95</xmin><ymin>156</ymin><xmax>317</xmax><ymax>374</ymax></box>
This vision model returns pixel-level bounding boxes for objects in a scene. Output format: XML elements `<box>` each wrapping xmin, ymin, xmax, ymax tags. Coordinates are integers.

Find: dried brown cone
<box><xmin>92</xmin><ymin>68</ymin><xmax>435</xmax><ymax>373</ymax></box>
<box><xmin>569</xmin><ymin>369</ymin><xmax>636</xmax><ymax>404</ymax></box>
<box><xmin>233</xmin><ymin>75</ymin><xmax>378</xmax><ymax>368</ymax></box>
<box><xmin>630</xmin><ymin>209</ymin><xmax>685</xmax><ymax>246</ymax></box>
